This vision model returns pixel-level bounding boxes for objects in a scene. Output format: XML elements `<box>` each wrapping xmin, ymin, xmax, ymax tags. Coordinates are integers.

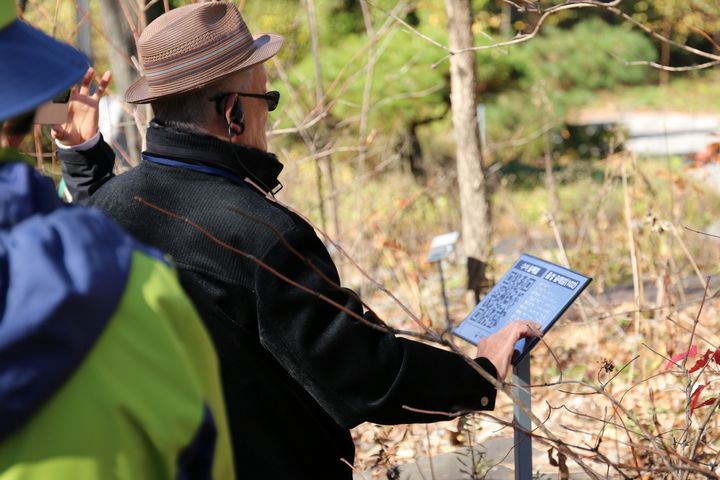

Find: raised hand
<box><xmin>52</xmin><ymin>67</ymin><xmax>112</xmax><ymax>146</ymax></box>
<box><xmin>475</xmin><ymin>321</ymin><xmax>542</xmax><ymax>381</ymax></box>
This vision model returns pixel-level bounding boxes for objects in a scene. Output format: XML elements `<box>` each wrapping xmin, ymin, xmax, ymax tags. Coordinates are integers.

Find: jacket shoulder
<box><xmin>88</xmin><ymin>162</ymin><xmax>315</xmax><ymax>278</ymax></box>
<box><xmin>0</xmin><ymin>205</ymin><xmax>169</xmax><ymax>440</ymax></box>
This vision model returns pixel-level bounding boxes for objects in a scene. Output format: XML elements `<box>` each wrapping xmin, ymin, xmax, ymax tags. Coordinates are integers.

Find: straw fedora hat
<box><xmin>125</xmin><ymin>1</ymin><xmax>283</xmax><ymax>104</ymax></box>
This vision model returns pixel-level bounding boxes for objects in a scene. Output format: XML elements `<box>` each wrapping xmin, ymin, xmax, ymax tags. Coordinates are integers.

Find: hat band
<box><xmin>141</xmin><ymin>42</ymin><xmax>258</xmax><ymax>99</ymax></box>
<box><xmin>144</xmin><ymin>34</ymin><xmax>254</xmax><ymax>79</ymax></box>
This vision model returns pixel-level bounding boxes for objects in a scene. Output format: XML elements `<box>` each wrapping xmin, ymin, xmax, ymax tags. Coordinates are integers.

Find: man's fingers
<box><xmin>522</xmin><ymin>322</ymin><xmax>543</xmax><ymax>337</ymax></box>
<box><xmin>516</xmin><ymin>322</ymin><xmax>542</xmax><ymax>339</ymax></box>
<box><xmin>82</xmin><ymin>68</ymin><xmax>94</xmax><ymax>85</ymax></box>
<box><xmin>78</xmin><ymin>67</ymin><xmax>95</xmax><ymax>95</ymax></box>
<box><xmin>93</xmin><ymin>71</ymin><xmax>112</xmax><ymax>99</ymax></box>
<box><xmin>502</xmin><ymin>321</ymin><xmax>542</xmax><ymax>346</ymax></box>
<box><xmin>51</xmin><ymin>125</ymin><xmax>66</xmax><ymax>140</ymax></box>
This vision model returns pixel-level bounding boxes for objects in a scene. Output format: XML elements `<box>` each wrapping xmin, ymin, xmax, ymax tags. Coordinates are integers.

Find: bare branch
<box><xmin>619</xmin><ymin>58</ymin><xmax>720</xmax><ymax>72</ymax></box>
<box><xmin>685</xmin><ymin>225</ymin><xmax>720</xmax><ymax>241</ymax></box>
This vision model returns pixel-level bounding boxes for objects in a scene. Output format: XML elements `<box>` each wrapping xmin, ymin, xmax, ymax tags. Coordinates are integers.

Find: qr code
<box><xmin>468</xmin><ymin>271</ymin><xmax>536</xmax><ymax>330</ymax></box>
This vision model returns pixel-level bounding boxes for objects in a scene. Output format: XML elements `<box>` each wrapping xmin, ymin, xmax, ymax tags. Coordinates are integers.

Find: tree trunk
<box><xmin>97</xmin><ymin>1</ymin><xmax>165</xmax><ymax>166</ymax></box>
<box><xmin>445</xmin><ymin>0</ymin><xmax>492</xmax><ymax>301</ymax></box>
<box><xmin>659</xmin><ymin>22</ymin><xmax>671</xmax><ymax>86</ymax></box>
<box><xmin>97</xmin><ymin>0</ymin><xmax>141</xmax><ymax>166</ymax></box>
<box><xmin>400</xmin><ymin>106</ymin><xmax>450</xmax><ymax>181</ymax></box>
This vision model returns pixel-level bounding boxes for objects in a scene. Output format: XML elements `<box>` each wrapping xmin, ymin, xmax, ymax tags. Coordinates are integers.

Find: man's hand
<box><xmin>52</xmin><ymin>67</ymin><xmax>111</xmax><ymax>146</ymax></box>
<box><xmin>475</xmin><ymin>321</ymin><xmax>542</xmax><ymax>381</ymax></box>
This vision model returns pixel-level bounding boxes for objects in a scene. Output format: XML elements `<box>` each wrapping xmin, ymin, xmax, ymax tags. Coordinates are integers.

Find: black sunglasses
<box><xmin>209</xmin><ymin>91</ymin><xmax>280</xmax><ymax>112</ymax></box>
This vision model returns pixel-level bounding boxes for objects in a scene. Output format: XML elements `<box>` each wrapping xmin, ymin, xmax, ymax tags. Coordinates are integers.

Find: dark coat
<box><xmin>59</xmin><ymin>124</ymin><xmax>498</xmax><ymax>480</ymax></box>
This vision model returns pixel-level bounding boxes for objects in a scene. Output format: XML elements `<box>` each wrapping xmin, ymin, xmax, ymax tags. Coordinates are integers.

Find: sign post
<box><xmin>436</xmin><ymin>260</ymin><xmax>451</xmax><ymax>329</ymax></box>
<box><xmin>451</xmin><ymin>253</ymin><xmax>592</xmax><ymax>479</ymax></box>
<box><xmin>513</xmin><ymin>355</ymin><xmax>532</xmax><ymax>480</ymax></box>
<box><xmin>426</xmin><ymin>232</ymin><xmax>460</xmax><ymax>331</ymax></box>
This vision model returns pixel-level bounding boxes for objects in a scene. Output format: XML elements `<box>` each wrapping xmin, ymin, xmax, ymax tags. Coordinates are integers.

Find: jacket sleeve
<box><xmin>254</xmin><ymin>225</ymin><xmax>498</xmax><ymax>429</ymax></box>
<box><xmin>57</xmin><ymin>134</ymin><xmax>115</xmax><ymax>204</ymax></box>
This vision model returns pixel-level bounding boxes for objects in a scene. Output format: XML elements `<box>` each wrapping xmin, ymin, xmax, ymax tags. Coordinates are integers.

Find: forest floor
<box><xmin>351</xmin><ymin>272</ymin><xmax>719</xmax><ymax>479</ymax></box>
<box><xmin>340</xmin><ymin>153</ymin><xmax>720</xmax><ymax>479</ymax></box>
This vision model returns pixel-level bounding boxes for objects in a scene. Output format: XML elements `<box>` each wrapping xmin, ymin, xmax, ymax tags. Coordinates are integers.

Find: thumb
<box><xmin>51</xmin><ymin>125</ymin><xmax>66</xmax><ymax>141</ymax></box>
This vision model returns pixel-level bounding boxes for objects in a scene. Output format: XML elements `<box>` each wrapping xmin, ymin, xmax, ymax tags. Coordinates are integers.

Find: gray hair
<box><xmin>150</xmin><ymin>68</ymin><xmax>254</xmax><ymax>134</ymax></box>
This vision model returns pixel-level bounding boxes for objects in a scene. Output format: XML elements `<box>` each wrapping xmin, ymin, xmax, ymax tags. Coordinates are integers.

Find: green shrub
<box><xmin>480</xmin><ymin>20</ymin><xmax>655</xmax><ymax>163</ymax></box>
<box><xmin>520</xmin><ymin>18</ymin><xmax>656</xmax><ymax>91</ymax></box>
<box><xmin>279</xmin><ymin>13</ymin><xmax>657</xmax><ymax>170</ymax></box>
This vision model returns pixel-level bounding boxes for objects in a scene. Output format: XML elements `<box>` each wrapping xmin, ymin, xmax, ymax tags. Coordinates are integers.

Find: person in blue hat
<box><xmin>0</xmin><ymin>2</ymin><xmax>234</xmax><ymax>478</ymax></box>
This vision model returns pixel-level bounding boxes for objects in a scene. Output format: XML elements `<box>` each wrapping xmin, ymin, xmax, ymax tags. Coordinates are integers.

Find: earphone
<box><xmin>219</xmin><ymin>93</ymin><xmax>282</xmax><ymax>197</ymax></box>
<box><xmin>224</xmin><ymin>94</ymin><xmax>245</xmax><ymax>136</ymax></box>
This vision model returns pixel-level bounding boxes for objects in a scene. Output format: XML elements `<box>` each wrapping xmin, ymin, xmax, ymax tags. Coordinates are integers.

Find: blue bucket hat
<box><xmin>0</xmin><ymin>0</ymin><xmax>88</xmax><ymax>122</ymax></box>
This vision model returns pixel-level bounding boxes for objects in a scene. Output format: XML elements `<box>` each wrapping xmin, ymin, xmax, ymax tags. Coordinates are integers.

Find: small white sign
<box><xmin>427</xmin><ymin>231</ymin><xmax>460</xmax><ymax>262</ymax></box>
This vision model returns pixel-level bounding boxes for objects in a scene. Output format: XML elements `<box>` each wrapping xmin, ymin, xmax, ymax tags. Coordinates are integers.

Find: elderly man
<box><xmin>57</xmin><ymin>2</ymin><xmax>540</xmax><ymax>478</ymax></box>
<box><xmin>0</xmin><ymin>1</ymin><xmax>233</xmax><ymax>478</ymax></box>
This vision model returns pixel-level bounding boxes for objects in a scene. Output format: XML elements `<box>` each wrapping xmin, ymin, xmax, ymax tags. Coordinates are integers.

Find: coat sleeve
<box><xmin>254</xmin><ymin>225</ymin><xmax>498</xmax><ymax>429</ymax></box>
<box><xmin>57</xmin><ymin>134</ymin><xmax>115</xmax><ymax>204</ymax></box>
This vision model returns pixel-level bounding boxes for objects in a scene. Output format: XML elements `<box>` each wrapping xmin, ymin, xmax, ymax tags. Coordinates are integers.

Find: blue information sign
<box><xmin>454</xmin><ymin>254</ymin><xmax>591</xmax><ymax>365</ymax></box>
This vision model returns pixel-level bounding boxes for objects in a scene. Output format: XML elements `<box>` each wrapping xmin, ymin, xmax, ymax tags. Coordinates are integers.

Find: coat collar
<box><xmin>145</xmin><ymin>121</ymin><xmax>284</xmax><ymax>192</ymax></box>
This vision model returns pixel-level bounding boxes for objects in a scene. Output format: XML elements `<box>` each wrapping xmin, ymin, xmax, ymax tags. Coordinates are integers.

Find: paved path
<box><xmin>574</xmin><ymin>110</ymin><xmax>720</xmax><ymax>156</ymax></box>
<box><xmin>354</xmin><ymin>436</ymin><xmax>595</xmax><ymax>479</ymax></box>
<box><xmin>352</xmin><ymin>275</ymin><xmax>709</xmax><ymax>480</ymax></box>
<box><xmin>688</xmin><ymin>162</ymin><xmax>720</xmax><ymax>194</ymax></box>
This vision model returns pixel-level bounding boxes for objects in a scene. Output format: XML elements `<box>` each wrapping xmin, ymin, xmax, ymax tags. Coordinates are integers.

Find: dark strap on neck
<box><xmin>143</xmin><ymin>154</ymin><xmax>246</xmax><ymax>186</ymax></box>
<box><xmin>145</xmin><ymin>122</ymin><xmax>284</xmax><ymax>192</ymax></box>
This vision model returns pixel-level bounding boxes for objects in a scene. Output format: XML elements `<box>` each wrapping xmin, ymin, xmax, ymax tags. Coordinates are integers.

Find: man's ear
<box><xmin>223</xmin><ymin>93</ymin><xmax>244</xmax><ymax>135</ymax></box>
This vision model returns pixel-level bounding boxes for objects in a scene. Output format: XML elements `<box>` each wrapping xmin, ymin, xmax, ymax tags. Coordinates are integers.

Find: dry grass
<box><xmin>320</xmin><ymin>153</ymin><xmax>720</xmax><ymax>478</ymax></box>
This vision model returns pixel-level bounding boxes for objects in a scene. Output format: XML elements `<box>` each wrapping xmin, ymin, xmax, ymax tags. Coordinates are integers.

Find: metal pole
<box><xmin>513</xmin><ymin>356</ymin><xmax>532</xmax><ymax>480</ymax></box>
<box><xmin>437</xmin><ymin>261</ymin><xmax>452</xmax><ymax>330</ymax></box>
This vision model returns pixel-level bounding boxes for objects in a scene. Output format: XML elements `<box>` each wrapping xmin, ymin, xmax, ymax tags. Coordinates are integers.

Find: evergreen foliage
<box><xmin>280</xmin><ymin>11</ymin><xmax>656</xmax><ymax>167</ymax></box>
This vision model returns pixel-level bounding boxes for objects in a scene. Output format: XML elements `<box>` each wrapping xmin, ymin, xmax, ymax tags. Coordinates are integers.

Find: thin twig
<box><xmin>619</xmin><ymin>58</ymin><xmax>720</xmax><ymax>72</ymax></box>
<box><xmin>340</xmin><ymin>457</ymin><xmax>369</xmax><ymax>479</ymax></box>
<box><xmin>685</xmin><ymin>225</ymin><xmax>720</xmax><ymax>240</ymax></box>
<box><xmin>682</xmin><ymin>277</ymin><xmax>710</xmax><ymax>370</ymax></box>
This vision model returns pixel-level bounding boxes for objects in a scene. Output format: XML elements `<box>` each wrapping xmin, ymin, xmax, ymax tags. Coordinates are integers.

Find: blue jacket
<box><xmin>0</xmin><ymin>152</ymin><xmax>234</xmax><ymax>479</ymax></box>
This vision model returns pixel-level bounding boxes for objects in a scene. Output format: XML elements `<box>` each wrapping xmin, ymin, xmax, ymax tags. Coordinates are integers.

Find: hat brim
<box><xmin>125</xmin><ymin>33</ymin><xmax>283</xmax><ymax>104</ymax></box>
<box><xmin>0</xmin><ymin>20</ymin><xmax>89</xmax><ymax>121</ymax></box>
